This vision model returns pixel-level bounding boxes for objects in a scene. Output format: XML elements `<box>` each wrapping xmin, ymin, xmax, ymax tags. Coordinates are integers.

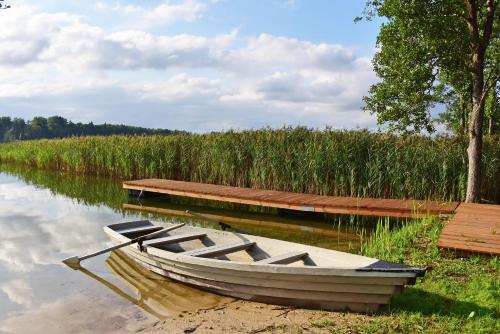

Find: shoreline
<box><xmin>141</xmin><ymin>299</ymin><xmax>377</xmax><ymax>334</ymax></box>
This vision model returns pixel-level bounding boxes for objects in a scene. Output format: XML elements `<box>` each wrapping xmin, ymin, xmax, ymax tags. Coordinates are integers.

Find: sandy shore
<box><xmin>141</xmin><ymin>299</ymin><xmax>376</xmax><ymax>334</ymax></box>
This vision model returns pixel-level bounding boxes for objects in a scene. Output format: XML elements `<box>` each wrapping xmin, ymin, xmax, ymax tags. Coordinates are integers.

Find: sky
<box><xmin>0</xmin><ymin>0</ymin><xmax>384</xmax><ymax>132</ymax></box>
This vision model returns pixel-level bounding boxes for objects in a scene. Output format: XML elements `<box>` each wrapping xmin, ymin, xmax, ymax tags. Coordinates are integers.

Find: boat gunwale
<box><xmin>117</xmin><ymin>244</ymin><xmax>415</xmax><ymax>286</ymax></box>
<box><xmin>104</xmin><ymin>222</ymin><xmax>423</xmax><ymax>278</ymax></box>
<box><xmin>117</xmin><ymin>246</ymin><xmax>412</xmax><ymax>292</ymax></box>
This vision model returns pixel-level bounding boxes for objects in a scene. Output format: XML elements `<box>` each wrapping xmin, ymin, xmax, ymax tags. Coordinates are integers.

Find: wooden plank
<box><xmin>443</xmin><ymin>221</ymin><xmax>499</xmax><ymax>228</ymax></box>
<box><xmin>438</xmin><ymin>236</ymin><xmax>498</xmax><ymax>248</ymax></box>
<box><xmin>441</xmin><ymin>230</ymin><xmax>499</xmax><ymax>236</ymax></box>
<box><xmin>438</xmin><ymin>203</ymin><xmax>500</xmax><ymax>256</ymax></box>
<box><xmin>257</xmin><ymin>251</ymin><xmax>308</xmax><ymax>265</ymax></box>
<box><xmin>438</xmin><ymin>244</ymin><xmax>499</xmax><ymax>254</ymax></box>
<box><xmin>123</xmin><ymin>179</ymin><xmax>458</xmax><ymax>218</ymax></box>
<box><xmin>441</xmin><ymin>237</ymin><xmax>499</xmax><ymax>245</ymax></box>
<box><xmin>437</xmin><ymin>241</ymin><xmax>499</xmax><ymax>254</ymax></box>
<box><xmin>183</xmin><ymin>241</ymin><xmax>256</xmax><ymax>258</ymax></box>
<box><xmin>143</xmin><ymin>233</ymin><xmax>207</xmax><ymax>247</ymax></box>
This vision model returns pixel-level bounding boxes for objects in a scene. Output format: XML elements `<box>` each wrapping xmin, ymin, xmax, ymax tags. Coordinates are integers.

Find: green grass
<box><xmin>0</xmin><ymin>128</ymin><xmax>499</xmax><ymax>202</ymax></box>
<box><xmin>310</xmin><ymin>217</ymin><xmax>499</xmax><ymax>333</ymax></box>
<box><xmin>340</xmin><ymin>217</ymin><xmax>499</xmax><ymax>334</ymax></box>
<box><xmin>310</xmin><ymin>319</ymin><xmax>337</xmax><ymax>328</ymax></box>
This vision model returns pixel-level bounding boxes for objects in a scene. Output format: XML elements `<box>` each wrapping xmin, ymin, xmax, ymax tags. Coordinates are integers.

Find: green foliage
<box><xmin>361</xmin><ymin>0</ymin><xmax>498</xmax><ymax>134</ymax></box>
<box><xmin>439</xmin><ymin>83</ymin><xmax>500</xmax><ymax>135</ymax></box>
<box><xmin>0</xmin><ymin>128</ymin><xmax>499</xmax><ymax>202</ymax></box>
<box><xmin>484</xmin><ymin>84</ymin><xmax>500</xmax><ymax>134</ymax></box>
<box><xmin>0</xmin><ymin>115</ymin><xmax>182</xmax><ymax>142</ymax></box>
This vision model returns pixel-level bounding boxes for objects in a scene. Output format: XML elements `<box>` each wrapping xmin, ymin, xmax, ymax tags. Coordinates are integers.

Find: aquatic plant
<box><xmin>0</xmin><ymin>128</ymin><xmax>498</xmax><ymax>202</ymax></box>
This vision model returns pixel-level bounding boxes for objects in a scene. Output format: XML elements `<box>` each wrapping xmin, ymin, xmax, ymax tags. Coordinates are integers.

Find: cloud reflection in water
<box><xmin>0</xmin><ymin>171</ymin><xmax>220</xmax><ymax>333</ymax></box>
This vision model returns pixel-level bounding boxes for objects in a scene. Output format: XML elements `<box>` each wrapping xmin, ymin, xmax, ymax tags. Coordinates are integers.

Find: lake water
<box><xmin>0</xmin><ymin>165</ymin><xmax>369</xmax><ymax>333</ymax></box>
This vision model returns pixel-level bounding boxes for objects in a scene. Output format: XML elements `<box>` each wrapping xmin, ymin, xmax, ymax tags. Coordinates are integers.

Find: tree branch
<box><xmin>482</xmin><ymin>0</ymin><xmax>496</xmax><ymax>48</ymax></box>
<box><xmin>484</xmin><ymin>62</ymin><xmax>499</xmax><ymax>88</ymax></box>
<box><xmin>466</xmin><ymin>0</ymin><xmax>480</xmax><ymax>43</ymax></box>
<box><xmin>481</xmin><ymin>68</ymin><xmax>499</xmax><ymax>104</ymax></box>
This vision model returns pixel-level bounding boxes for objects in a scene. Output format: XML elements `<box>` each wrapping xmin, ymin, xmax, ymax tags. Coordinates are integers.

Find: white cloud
<box><xmin>0</xmin><ymin>5</ymin><xmax>79</xmax><ymax>66</ymax></box>
<box><xmin>0</xmin><ymin>180</ymin><xmax>118</xmax><ymax>272</ymax></box>
<box><xmin>128</xmin><ymin>73</ymin><xmax>225</xmax><ymax>102</ymax></box>
<box><xmin>0</xmin><ymin>4</ymin><xmax>377</xmax><ymax>131</ymax></box>
<box><xmin>223</xmin><ymin>34</ymin><xmax>357</xmax><ymax>74</ymax></box>
<box><xmin>0</xmin><ymin>279</ymin><xmax>34</xmax><ymax>306</ymax></box>
<box><xmin>95</xmin><ymin>0</ymin><xmax>207</xmax><ymax>27</ymax></box>
<box><xmin>0</xmin><ymin>5</ymin><xmax>235</xmax><ymax>71</ymax></box>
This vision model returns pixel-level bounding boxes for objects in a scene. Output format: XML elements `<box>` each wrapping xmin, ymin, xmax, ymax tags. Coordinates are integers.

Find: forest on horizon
<box><xmin>0</xmin><ymin>115</ymin><xmax>182</xmax><ymax>142</ymax></box>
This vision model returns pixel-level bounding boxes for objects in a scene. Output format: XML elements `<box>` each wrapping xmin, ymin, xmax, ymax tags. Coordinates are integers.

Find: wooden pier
<box><xmin>123</xmin><ymin>179</ymin><xmax>500</xmax><ymax>255</ymax></box>
<box><xmin>123</xmin><ymin>179</ymin><xmax>458</xmax><ymax>218</ymax></box>
<box><xmin>438</xmin><ymin>203</ymin><xmax>500</xmax><ymax>256</ymax></box>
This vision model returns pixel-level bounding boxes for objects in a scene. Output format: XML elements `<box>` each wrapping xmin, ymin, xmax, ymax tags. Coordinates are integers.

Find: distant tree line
<box><xmin>0</xmin><ymin>116</ymin><xmax>183</xmax><ymax>142</ymax></box>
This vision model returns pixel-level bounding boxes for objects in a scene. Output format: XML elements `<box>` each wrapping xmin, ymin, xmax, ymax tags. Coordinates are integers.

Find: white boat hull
<box><xmin>104</xmin><ymin>221</ymin><xmax>423</xmax><ymax>312</ymax></box>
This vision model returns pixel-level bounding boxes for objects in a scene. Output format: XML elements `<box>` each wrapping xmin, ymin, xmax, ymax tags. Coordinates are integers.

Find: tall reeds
<box><xmin>0</xmin><ymin>128</ymin><xmax>498</xmax><ymax>202</ymax></box>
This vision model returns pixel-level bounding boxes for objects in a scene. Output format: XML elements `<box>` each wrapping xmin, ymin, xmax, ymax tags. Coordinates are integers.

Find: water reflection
<box><xmin>0</xmin><ymin>169</ymin><xmax>224</xmax><ymax>334</ymax></box>
<box><xmin>101</xmin><ymin>250</ymin><xmax>230</xmax><ymax>319</ymax></box>
<box><xmin>1</xmin><ymin>162</ymin><xmax>371</xmax><ymax>251</ymax></box>
<box><xmin>0</xmin><ymin>177</ymin><xmax>113</xmax><ymax>273</ymax></box>
<box><xmin>1</xmin><ymin>291</ymin><xmax>158</xmax><ymax>334</ymax></box>
<box><xmin>0</xmin><ymin>163</ymin><xmax>371</xmax><ymax>333</ymax></box>
<box><xmin>0</xmin><ymin>162</ymin><xmax>127</xmax><ymax>210</ymax></box>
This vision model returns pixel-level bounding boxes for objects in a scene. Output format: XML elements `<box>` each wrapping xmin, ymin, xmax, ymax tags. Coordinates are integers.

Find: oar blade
<box><xmin>62</xmin><ymin>256</ymin><xmax>81</xmax><ymax>269</ymax></box>
<box><xmin>61</xmin><ymin>222</ymin><xmax>185</xmax><ymax>268</ymax></box>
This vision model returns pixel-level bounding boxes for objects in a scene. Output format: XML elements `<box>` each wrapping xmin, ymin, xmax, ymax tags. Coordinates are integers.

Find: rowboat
<box><xmin>104</xmin><ymin>220</ymin><xmax>425</xmax><ymax>312</ymax></box>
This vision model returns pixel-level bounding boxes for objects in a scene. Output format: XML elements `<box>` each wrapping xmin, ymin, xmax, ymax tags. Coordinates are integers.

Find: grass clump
<box><xmin>352</xmin><ymin>217</ymin><xmax>500</xmax><ymax>333</ymax></box>
<box><xmin>310</xmin><ymin>319</ymin><xmax>337</xmax><ymax>328</ymax></box>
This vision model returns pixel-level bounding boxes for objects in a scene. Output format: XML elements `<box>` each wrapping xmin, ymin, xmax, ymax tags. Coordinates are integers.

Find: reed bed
<box><xmin>0</xmin><ymin>128</ymin><xmax>498</xmax><ymax>202</ymax></box>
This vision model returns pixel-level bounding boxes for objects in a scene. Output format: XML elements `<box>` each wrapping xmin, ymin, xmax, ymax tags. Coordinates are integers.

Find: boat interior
<box><xmin>106</xmin><ymin>220</ymin><xmax>424</xmax><ymax>274</ymax></box>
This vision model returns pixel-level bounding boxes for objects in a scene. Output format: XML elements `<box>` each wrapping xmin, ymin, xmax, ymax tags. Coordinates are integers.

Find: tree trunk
<box><xmin>466</xmin><ymin>112</ymin><xmax>483</xmax><ymax>203</ymax></box>
<box><xmin>465</xmin><ymin>48</ymin><xmax>485</xmax><ymax>203</ymax></box>
<box><xmin>464</xmin><ymin>0</ymin><xmax>495</xmax><ymax>203</ymax></box>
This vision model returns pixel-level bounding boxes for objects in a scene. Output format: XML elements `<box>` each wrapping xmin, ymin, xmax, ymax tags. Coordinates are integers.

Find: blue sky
<box><xmin>0</xmin><ymin>0</ymin><xmax>383</xmax><ymax>132</ymax></box>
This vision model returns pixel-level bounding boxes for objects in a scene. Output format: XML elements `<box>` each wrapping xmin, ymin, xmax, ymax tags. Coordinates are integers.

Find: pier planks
<box><xmin>123</xmin><ymin>179</ymin><xmax>458</xmax><ymax>218</ymax></box>
<box><xmin>438</xmin><ymin>203</ymin><xmax>500</xmax><ymax>256</ymax></box>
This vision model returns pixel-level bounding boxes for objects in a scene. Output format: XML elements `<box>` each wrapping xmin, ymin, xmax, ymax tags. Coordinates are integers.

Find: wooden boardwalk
<box><xmin>438</xmin><ymin>203</ymin><xmax>500</xmax><ymax>256</ymax></box>
<box><xmin>123</xmin><ymin>179</ymin><xmax>458</xmax><ymax>218</ymax></box>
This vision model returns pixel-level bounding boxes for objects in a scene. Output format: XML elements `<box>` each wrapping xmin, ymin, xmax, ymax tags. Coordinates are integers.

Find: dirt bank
<box><xmin>141</xmin><ymin>299</ymin><xmax>377</xmax><ymax>334</ymax></box>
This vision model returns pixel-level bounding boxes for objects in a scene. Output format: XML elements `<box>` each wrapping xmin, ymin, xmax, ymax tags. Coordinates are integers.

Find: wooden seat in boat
<box><xmin>143</xmin><ymin>233</ymin><xmax>207</xmax><ymax>247</ymax></box>
<box><xmin>183</xmin><ymin>241</ymin><xmax>256</xmax><ymax>258</ymax></box>
<box><xmin>256</xmin><ymin>251</ymin><xmax>308</xmax><ymax>265</ymax></box>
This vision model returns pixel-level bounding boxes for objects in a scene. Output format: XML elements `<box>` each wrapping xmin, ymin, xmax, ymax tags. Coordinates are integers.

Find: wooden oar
<box><xmin>62</xmin><ymin>222</ymin><xmax>185</xmax><ymax>268</ymax></box>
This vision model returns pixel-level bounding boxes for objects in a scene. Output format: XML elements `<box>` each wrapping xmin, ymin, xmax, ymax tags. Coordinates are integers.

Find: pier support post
<box><xmin>127</xmin><ymin>189</ymin><xmax>165</xmax><ymax>199</ymax></box>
